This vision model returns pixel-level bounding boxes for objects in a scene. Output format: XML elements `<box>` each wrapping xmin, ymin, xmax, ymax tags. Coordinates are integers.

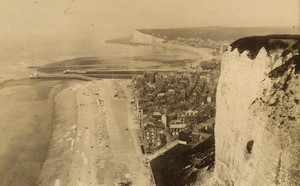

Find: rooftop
<box><xmin>182</xmin><ymin>128</ymin><xmax>192</xmax><ymax>134</ymax></box>
<box><xmin>170</xmin><ymin>123</ymin><xmax>187</xmax><ymax>129</ymax></box>
<box><xmin>153</xmin><ymin>111</ymin><xmax>162</xmax><ymax>116</ymax></box>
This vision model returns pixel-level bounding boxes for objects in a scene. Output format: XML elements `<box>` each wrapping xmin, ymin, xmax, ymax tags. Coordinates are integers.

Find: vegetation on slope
<box><xmin>138</xmin><ymin>27</ymin><xmax>298</xmax><ymax>41</ymax></box>
<box><xmin>230</xmin><ymin>35</ymin><xmax>300</xmax><ymax>59</ymax></box>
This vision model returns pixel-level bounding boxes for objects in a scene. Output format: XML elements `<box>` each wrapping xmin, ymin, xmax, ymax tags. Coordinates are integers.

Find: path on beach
<box><xmin>101</xmin><ymin>80</ymin><xmax>151</xmax><ymax>186</ymax></box>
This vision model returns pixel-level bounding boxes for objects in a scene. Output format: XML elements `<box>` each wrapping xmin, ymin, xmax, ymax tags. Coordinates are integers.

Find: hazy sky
<box><xmin>0</xmin><ymin>0</ymin><xmax>298</xmax><ymax>40</ymax></box>
<box><xmin>0</xmin><ymin>0</ymin><xmax>298</xmax><ymax>65</ymax></box>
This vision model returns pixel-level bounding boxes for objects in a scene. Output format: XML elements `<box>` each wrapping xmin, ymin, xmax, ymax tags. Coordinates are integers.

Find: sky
<box><xmin>0</xmin><ymin>0</ymin><xmax>298</xmax><ymax>40</ymax></box>
<box><xmin>0</xmin><ymin>0</ymin><xmax>298</xmax><ymax>65</ymax></box>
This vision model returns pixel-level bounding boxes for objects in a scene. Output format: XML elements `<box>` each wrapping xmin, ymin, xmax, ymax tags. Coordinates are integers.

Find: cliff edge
<box><xmin>212</xmin><ymin>35</ymin><xmax>300</xmax><ymax>186</ymax></box>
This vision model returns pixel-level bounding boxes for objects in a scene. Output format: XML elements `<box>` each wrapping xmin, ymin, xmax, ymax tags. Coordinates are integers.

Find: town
<box><xmin>131</xmin><ymin>65</ymin><xmax>219</xmax><ymax>154</ymax></box>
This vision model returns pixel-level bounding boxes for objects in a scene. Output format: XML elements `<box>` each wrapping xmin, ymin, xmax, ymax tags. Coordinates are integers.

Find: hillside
<box><xmin>137</xmin><ymin>27</ymin><xmax>298</xmax><ymax>42</ymax></box>
<box><xmin>107</xmin><ymin>27</ymin><xmax>299</xmax><ymax>50</ymax></box>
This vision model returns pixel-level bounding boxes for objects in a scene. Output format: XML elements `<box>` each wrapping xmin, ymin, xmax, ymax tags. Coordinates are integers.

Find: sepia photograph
<box><xmin>0</xmin><ymin>0</ymin><xmax>299</xmax><ymax>186</ymax></box>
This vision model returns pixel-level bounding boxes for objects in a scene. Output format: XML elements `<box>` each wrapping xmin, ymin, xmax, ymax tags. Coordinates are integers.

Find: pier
<box><xmin>30</xmin><ymin>72</ymin><xmax>96</xmax><ymax>81</ymax></box>
<box><xmin>30</xmin><ymin>69</ymin><xmax>210</xmax><ymax>81</ymax></box>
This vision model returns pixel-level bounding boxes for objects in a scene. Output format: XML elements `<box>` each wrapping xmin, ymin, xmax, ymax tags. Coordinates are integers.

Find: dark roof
<box><xmin>139</xmin><ymin>101</ymin><xmax>152</xmax><ymax>108</ymax></box>
<box><xmin>205</xmin><ymin>117</ymin><xmax>215</xmax><ymax>125</ymax></box>
<box><xmin>182</xmin><ymin>128</ymin><xmax>192</xmax><ymax>134</ymax></box>
<box><xmin>153</xmin><ymin>111</ymin><xmax>162</xmax><ymax>116</ymax></box>
<box><xmin>155</xmin><ymin>123</ymin><xmax>165</xmax><ymax>129</ymax></box>
<box><xmin>169</xmin><ymin>119</ymin><xmax>181</xmax><ymax>125</ymax></box>
<box><xmin>192</xmin><ymin>132</ymin><xmax>200</xmax><ymax>137</ymax></box>
<box><xmin>144</xmin><ymin>123</ymin><xmax>155</xmax><ymax>129</ymax></box>
<box><xmin>199</xmin><ymin>132</ymin><xmax>212</xmax><ymax>139</ymax></box>
<box><xmin>167</xmin><ymin>112</ymin><xmax>177</xmax><ymax>117</ymax></box>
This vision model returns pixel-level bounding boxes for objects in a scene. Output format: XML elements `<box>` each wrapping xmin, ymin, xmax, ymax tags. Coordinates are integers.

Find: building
<box><xmin>185</xmin><ymin>109</ymin><xmax>199</xmax><ymax>125</ymax></box>
<box><xmin>177</xmin><ymin>112</ymin><xmax>186</xmax><ymax>124</ymax></box>
<box><xmin>175</xmin><ymin>109</ymin><xmax>200</xmax><ymax>126</ymax></box>
<box><xmin>155</xmin><ymin>121</ymin><xmax>165</xmax><ymax>134</ymax></box>
<box><xmin>167</xmin><ymin>112</ymin><xmax>177</xmax><ymax>122</ymax></box>
<box><xmin>138</xmin><ymin>101</ymin><xmax>152</xmax><ymax>115</ymax></box>
<box><xmin>207</xmin><ymin>95</ymin><xmax>212</xmax><ymax>103</ymax></box>
<box><xmin>143</xmin><ymin>123</ymin><xmax>163</xmax><ymax>153</ymax></box>
<box><xmin>169</xmin><ymin>120</ymin><xmax>187</xmax><ymax>139</ymax></box>
<box><xmin>199</xmin><ymin>117</ymin><xmax>215</xmax><ymax>134</ymax></box>
<box><xmin>190</xmin><ymin>117</ymin><xmax>215</xmax><ymax>144</ymax></box>
<box><xmin>141</xmin><ymin>116</ymin><xmax>166</xmax><ymax>153</ymax></box>
<box><xmin>29</xmin><ymin>69</ymin><xmax>38</xmax><ymax>79</ymax></box>
<box><xmin>161</xmin><ymin>114</ymin><xmax>167</xmax><ymax>128</ymax></box>
<box><xmin>152</xmin><ymin>111</ymin><xmax>162</xmax><ymax>121</ymax></box>
<box><xmin>191</xmin><ymin>131</ymin><xmax>212</xmax><ymax>144</ymax></box>
<box><xmin>180</xmin><ymin>89</ymin><xmax>186</xmax><ymax>100</ymax></box>
<box><xmin>168</xmin><ymin>89</ymin><xmax>175</xmax><ymax>94</ymax></box>
<box><xmin>191</xmin><ymin>132</ymin><xmax>201</xmax><ymax>144</ymax></box>
<box><xmin>178</xmin><ymin>128</ymin><xmax>192</xmax><ymax>145</ymax></box>
<box><xmin>197</xmin><ymin>104</ymin><xmax>215</xmax><ymax>122</ymax></box>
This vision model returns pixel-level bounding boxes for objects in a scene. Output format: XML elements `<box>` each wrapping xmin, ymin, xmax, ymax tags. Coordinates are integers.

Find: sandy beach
<box><xmin>0</xmin><ymin>77</ymin><xmax>151</xmax><ymax>186</ymax></box>
<box><xmin>37</xmin><ymin>79</ymin><xmax>151</xmax><ymax>186</ymax></box>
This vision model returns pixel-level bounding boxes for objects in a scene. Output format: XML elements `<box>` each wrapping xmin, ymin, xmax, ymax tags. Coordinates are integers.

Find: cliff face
<box><xmin>131</xmin><ymin>30</ymin><xmax>165</xmax><ymax>44</ymax></box>
<box><xmin>214</xmin><ymin>36</ymin><xmax>300</xmax><ymax>186</ymax></box>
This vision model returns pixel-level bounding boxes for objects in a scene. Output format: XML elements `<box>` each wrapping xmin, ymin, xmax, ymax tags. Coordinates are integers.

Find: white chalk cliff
<box><xmin>212</xmin><ymin>36</ymin><xmax>300</xmax><ymax>186</ymax></box>
<box><xmin>131</xmin><ymin>30</ymin><xmax>165</xmax><ymax>44</ymax></box>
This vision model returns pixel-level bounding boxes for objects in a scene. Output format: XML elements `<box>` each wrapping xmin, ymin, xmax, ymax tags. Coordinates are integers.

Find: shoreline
<box><xmin>107</xmin><ymin>39</ymin><xmax>214</xmax><ymax>66</ymax></box>
<box><xmin>38</xmin><ymin>79</ymin><xmax>151</xmax><ymax>186</ymax></box>
<box><xmin>133</xmin><ymin>41</ymin><xmax>213</xmax><ymax>59</ymax></box>
<box><xmin>0</xmin><ymin>79</ymin><xmax>64</xmax><ymax>186</ymax></box>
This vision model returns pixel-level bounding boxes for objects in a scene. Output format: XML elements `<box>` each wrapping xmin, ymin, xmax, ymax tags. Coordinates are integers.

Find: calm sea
<box><xmin>0</xmin><ymin>41</ymin><xmax>199</xmax><ymax>80</ymax></box>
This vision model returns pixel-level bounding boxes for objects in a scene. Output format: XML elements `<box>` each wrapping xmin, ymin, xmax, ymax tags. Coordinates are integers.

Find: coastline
<box><xmin>107</xmin><ymin>39</ymin><xmax>214</xmax><ymax>66</ymax></box>
<box><xmin>0</xmin><ymin>66</ymin><xmax>32</xmax><ymax>84</ymax></box>
<box><xmin>134</xmin><ymin>41</ymin><xmax>213</xmax><ymax>60</ymax></box>
<box><xmin>0</xmin><ymin>38</ymin><xmax>207</xmax><ymax>185</ymax></box>
<box><xmin>0</xmin><ymin>79</ymin><xmax>64</xmax><ymax>186</ymax></box>
<box><xmin>0</xmin><ymin>33</ymin><xmax>214</xmax><ymax>186</ymax></box>
<box><xmin>38</xmin><ymin>79</ymin><xmax>151</xmax><ymax>186</ymax></box>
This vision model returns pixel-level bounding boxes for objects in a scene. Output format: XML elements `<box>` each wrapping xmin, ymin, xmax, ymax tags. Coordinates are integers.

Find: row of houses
<box><xmin>178</xmin><ymin>117</ymin><xmax>215</xmax><ymax>145</ymax></box>
<box><xmin>132</xmin><ymin>71</ymin><xmax>217</xmax><ymax>152</ymax></box>
<box><xmin>139</xmin><ymin>107</ymin><xmax>215</xmax><ymax>153</ymax></box>
<box><xmin>141</xmin><ymin>114</ymin><xmax>166</xmax><ymax>153</ymax></box>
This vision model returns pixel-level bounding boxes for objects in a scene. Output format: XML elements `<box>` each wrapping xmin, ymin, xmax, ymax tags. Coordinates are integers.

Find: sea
<box><xmin>0</xmin><ymin>41</ymin><xmax>199</xmax><ymax>81</ymax></box>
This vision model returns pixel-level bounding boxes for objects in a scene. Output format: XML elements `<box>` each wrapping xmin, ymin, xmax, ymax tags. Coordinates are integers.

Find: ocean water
<box><xmin>0</xmin><ymin>41</ymin><xmax>199</xmax><ymax>81</ymax></box>
<box><xmin>0</xmin><ymin>41</ymin><xmax>199</xmax><ymax>67</ymax></box>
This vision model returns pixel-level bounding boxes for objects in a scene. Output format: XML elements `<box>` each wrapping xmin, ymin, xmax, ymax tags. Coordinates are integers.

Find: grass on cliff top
<box><xmin>230</xmin><ymin>35</ymin><xmax>300</xmax><ymax>59</ymax></box>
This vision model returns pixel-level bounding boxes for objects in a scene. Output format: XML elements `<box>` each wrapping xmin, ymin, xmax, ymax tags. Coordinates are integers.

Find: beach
<box><xmin>0</xmin><ymin>36</ymin><xmax>214</xmax><ymax>186</ymax></box>
<box><xmin>36</xmin><ymin>79</ymin><xmax>151</xmax><ymax>186</ymax></box>
<box><xmin>130</xmin><ymin>41</ymin><xmax>214</xmax><ymax>63</ymax></box>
